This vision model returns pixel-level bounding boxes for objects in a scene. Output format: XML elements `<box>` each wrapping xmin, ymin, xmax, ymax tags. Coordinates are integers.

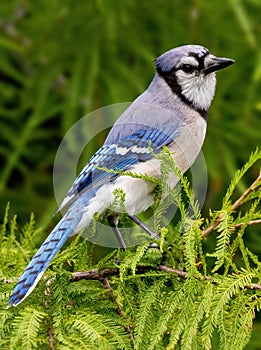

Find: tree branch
<box><xmin>159</xmin><ymin>265</ymin><xmax>261</xmax><ymax>290</ymax></box>
<box><xmin>70</xmin><ymin>268</ymin><xmax>117</xmax><ymax>282</ymax></box>
<box><xmin>69</xmin><ymin>266</ymin><xmax>261</xmax><ymax>291</ymax></box>
<box><xmin>202</xmin><ymin>172</ymin><xmax>261</xmax><ymax>238</ymax></box>
<box><xmin>251</xmin><ymin>283</ymin><xmax>261</xmax><ymax>291</ymax></box>
<box><xmin>158</xmin><ymin>265</ymin><xmax>188</xmax><ymax>278</ymax></box>
<box><xmin>233</xmin><ymin>219</ymin><xmax>261</xmax><ymax>228</ymax></box>
<box><xmin>231</xmin><ymin>172</ymin><xmax>261</xmax><ymax>211</ymax></box>
<box><xmin>3</xmin><ymin>265</ymin><xmax>260</xmax><ymax>292</ymax></box>
<box><xmin>48</xmin><ymin>327</ymin><xmax>55</xmax><ymax>350</ymax></box>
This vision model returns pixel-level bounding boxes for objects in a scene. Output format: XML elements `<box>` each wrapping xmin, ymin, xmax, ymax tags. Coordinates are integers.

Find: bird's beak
<box><xmin>203</xmin><ymin>56</ymin><xmax>235</xmax><ymax>75</ymax></box>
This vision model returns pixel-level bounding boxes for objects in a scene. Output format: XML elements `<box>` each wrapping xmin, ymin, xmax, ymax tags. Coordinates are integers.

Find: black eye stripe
<box><xmin>189</xmin><ymin>51</ymin><xmax>209</xmax><ymax>70</ymax></box>
<box><xmin>174</xmin><ymin>64</ymin><xmax>198</xmax><ymax>73</ymax></box>
<box><xmin>175</xmin><ymin>51</ymin><xmax>209</xmax><ymax>73</ymax></box>
<box><xmin>179</xmin><ymin>64</ymin><xmax>197</xmax><ymax>74</ymax></box>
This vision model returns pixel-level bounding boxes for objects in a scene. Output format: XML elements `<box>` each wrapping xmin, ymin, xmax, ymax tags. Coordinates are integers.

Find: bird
<box><xmin>8</xmin><ymin>44</ymin><xmax>234</xmax><ymax>307</ymax></box>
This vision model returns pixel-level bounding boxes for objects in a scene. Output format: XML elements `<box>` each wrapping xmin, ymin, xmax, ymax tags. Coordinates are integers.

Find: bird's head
<box><xmin>155</xmin><ymin>45</ymin><xmax>234</xmax><ymax>114</ymax></box>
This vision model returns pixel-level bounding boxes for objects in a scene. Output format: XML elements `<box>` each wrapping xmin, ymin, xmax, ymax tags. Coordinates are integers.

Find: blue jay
<box><xmin>8</xmin><ymin>45</ymin><xmax>234</xmax><ymax>307</ymax></box>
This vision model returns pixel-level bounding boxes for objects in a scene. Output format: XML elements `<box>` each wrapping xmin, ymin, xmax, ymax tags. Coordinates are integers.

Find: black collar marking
<box><xmin>156</xmin><ymin>66</ymin><xmax>208</xmax><ymax>120</ymax></box>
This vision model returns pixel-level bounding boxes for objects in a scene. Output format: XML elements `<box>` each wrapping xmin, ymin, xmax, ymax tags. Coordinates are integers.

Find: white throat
<box><xmin>176</xmin><ymin>71</ymin><xmax>217</xmax><ymax>111</ymax></box>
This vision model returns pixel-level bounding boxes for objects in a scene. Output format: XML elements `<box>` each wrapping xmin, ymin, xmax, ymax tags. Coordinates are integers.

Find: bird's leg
<box><xmin>128</xmin><ymin>215</ymin><xmax>160</xmax><ymax>240</ymax></box>
<box><xmin>108</xmin><ymin>214</ymin><xmax>127</xmax><ymax>250</ymax></box>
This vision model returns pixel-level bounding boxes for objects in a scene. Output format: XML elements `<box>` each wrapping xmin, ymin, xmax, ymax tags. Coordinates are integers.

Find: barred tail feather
<box><xmin>8</xmin><ymin>214</ymin><xmax>81</xmax><ymax>307</ymax></box>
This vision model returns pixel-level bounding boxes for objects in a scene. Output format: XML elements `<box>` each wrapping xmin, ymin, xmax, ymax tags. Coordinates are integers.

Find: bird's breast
<box><xmin>168</xmin><ymin>112</ymin><xmax>207</xmax><ymax>175</ymax></box>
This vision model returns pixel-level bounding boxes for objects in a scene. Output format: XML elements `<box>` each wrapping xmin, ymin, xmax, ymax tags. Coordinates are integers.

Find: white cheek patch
<box><xmin>175</xmin><ymin>70</ymin><xmax>217</xmax><ymax>111</ymax></box>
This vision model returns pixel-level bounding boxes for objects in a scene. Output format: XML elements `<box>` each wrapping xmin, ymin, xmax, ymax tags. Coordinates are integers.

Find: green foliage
<box><xmin>0</xmin><ymin>149</ymin><xmax>260</xmax><ymax>349</ymax></box>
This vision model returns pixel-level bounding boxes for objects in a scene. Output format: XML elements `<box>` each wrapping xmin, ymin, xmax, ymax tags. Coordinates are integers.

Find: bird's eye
<box><xmin>181</xmin><ymin>64</ymin><xmax>195</xmax><ymax>74</ymax></box>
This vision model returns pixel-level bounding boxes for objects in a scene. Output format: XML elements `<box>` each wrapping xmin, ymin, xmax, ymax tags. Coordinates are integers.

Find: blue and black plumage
<box><xmin>8</xmin><ymin>45</ymin><xmax>234</xmax><ymax>307</ymax></box>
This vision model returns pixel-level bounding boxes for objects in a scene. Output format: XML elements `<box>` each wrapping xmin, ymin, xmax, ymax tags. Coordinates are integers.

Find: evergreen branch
<box><xmin>10</xmin><ymin>307</ymin><xmax>47</xmax><ymax>348</ymax></box>
<box><xmin>202</xmin><ymin>217</ymin><xmax>261</xmax><ymax>240</ymax></box>
<box><xmin>68</xmin><ymin>312</ymin><xmax>131</xmax><ymax>349</ymax></box>
<box><xmin>212</xmin><ymin>210</ymin><xmax>235</xmax><ymax>273</ymax></box>
<box><xmin>202</xmin><ymin>172</ymin><xmax>261</xmax><ymax>238</ymax></box>
<box><xmin>180</xmin><ymin>282</ymin><xmax>214</xmax><ymax>350</ymax></box>
<box><xmin>147</xmin><ymin>284</ymin><xmax>186</xmax><ymax>350</ymax></box>
<box><xmin>134</xmin><ymin>276</ymin><xmax>169</xmax><ymax>350</ymax></box>
<box><xmin>103</xmin><ymin>277</ymin><xmax>135</xmax><ymax>346</ymax></box>
<box><xmin>119</xmin><ymin>243</ymin><xmax>151</xmax><ymax>280</ymax></box>
<box><xmin>202</xmin><ymin>273</ymin><xmax>254</xmax><ymax>348</ymax></box>
<box><xmin>164</xmin><ymin>279</ymin><xmax>203</xmax><ymax>349</ymax></box>
<box><xmin>199</xmin><ymin>215</ymin><xmax>218</xmax><ymax>238</ymax></box>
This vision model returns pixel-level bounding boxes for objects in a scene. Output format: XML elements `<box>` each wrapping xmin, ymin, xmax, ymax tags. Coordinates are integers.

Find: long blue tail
<box><xmin>8</xmin><ymin>213</ymin><xmax>81</xmax><ymax>307</ymax></box>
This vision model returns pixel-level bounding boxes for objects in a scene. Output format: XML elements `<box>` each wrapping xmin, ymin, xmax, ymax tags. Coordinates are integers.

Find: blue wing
<box><xmin>58</xmin><ymin>124</ymin><xmax>181</xmax><ymax>212</ymax></box>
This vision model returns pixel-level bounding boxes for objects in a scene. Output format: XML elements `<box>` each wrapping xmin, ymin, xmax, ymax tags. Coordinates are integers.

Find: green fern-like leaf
<box><xmin>119</xmin><ymin>243</ymin><xmax>150</xmax><ymax>280</ymax></box>
<box><xmin>147</xmin><ymin>281</ymin><xmax>193</xmax><ymax>350</ymax></box>
<box><xmin>211</xmin><ymin>209</ymin><xmax>235</xmax><ymax>273</ymax></box>
<box><xmin>134</xmin><ymin>276</ymin><xmax>168</xmax><ymax>350</ymax></box>
<box><xmin>180</xmin><ymin>282</ymin><xmax>214</xmax><ymax>350</ymax></box>
<box><xmin>182</xmin><ymin>217</ymin><xmax>202</xmax><ymax>276</ymax></box>
<box><xmin>11</xmin><ymin>307</ymin><xmax>47</xmax><ymax>349</ymax></box>
<box><xmin>202</xmin><ymin>272</ymin><xmax>253</xmax><ymax>349</ymax></box>
<box><xmin>67</xmin><ymin>312</ymin><xmax>132</xmax><ymax>349</ymax></box>
<box><xmin>225</xmin><ymin>293</ymin><xmax>258</xmax><ymax>350</ymax></box>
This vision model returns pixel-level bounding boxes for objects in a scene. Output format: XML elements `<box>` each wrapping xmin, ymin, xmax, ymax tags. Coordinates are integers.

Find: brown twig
<box><xmin>231</xmin><ymin>172</ymin><xmax>261</xmax><ymax>211</ymax></box>
<box><xmin>159</xmin><ymin>265</ymin><xmax>261</xmax><ymax>290</ymax></box>
<box><xmin>251</xmin><ymin>283</ymin><xmax>261</xmax><ymax>291</ymax></box>
<box><xmin>201</xmin><ymin>218</ymin><xmax>220</xmax><ymax>238</ymax></box>
<box><xmin>233</xmin><ymin>219</ymin><xmax>261</xmax><ymax>228</ymax></box>
<box><xmin>158</xmin><ymin>265</ymin><xmax>188</xmax><ymax>278</ymax></box>
<box><xmin>159</xmin><ymin>264</ymin><xmax>212</xmax><ymax>280</ymax></box>
<box><xmin>202</xmin><ymin>172</ymin><xmax>261</xmax><ymax>238</ymax></box>
<box><xmin>48</xmin><ymin>327</ymin><xmax>55</xmax><ymax>350</ymax></box>
<box><xmin>0</xmin><ymin>278</ymin><xmax>13</xmax><ymax>284</ymax></box>
<box><xmin>69</xmin><ymin>265</ymin><xmax>261</xmax><ymax>291</ymax></box>
<box><xmin>70</xmin><ymin>268</ymin><xmax>117</xmax><ymax>282</ymax></box>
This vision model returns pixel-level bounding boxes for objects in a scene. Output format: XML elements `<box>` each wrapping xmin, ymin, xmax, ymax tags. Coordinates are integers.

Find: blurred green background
<box><xmin>0</xmin><ymin>0</ymin><xmax>260</xmax><ymax>226</ymax></box>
